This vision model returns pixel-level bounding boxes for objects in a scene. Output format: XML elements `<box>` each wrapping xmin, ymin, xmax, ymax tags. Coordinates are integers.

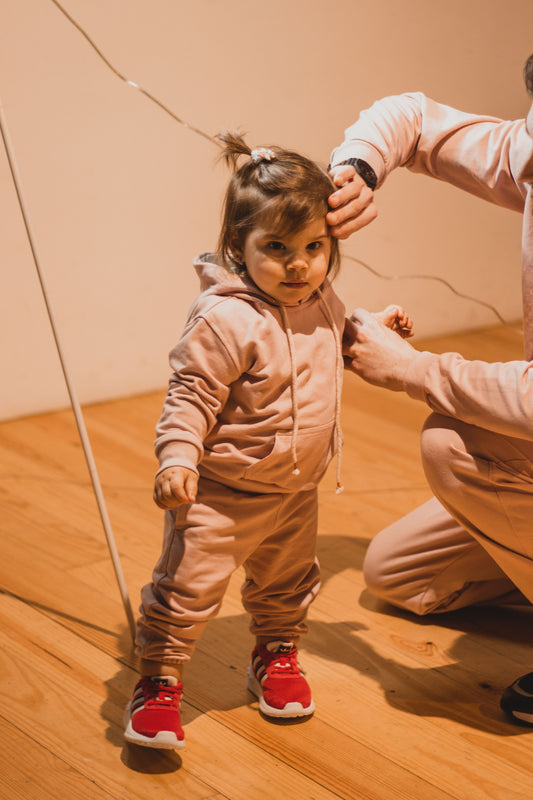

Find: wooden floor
<box><xmin>2</xmin><ymin>323</ymin><xmax>533</xmax><ymax>800</ymax></box>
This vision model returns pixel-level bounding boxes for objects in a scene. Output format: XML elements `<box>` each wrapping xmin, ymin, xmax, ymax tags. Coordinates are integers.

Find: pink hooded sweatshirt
<box><xmin>330</xmin><ymin>92</ymin><xmax>533</xmax><ymax>441</ymax></box>
<box><xmin>155</xmin><ymin>254</ymin><xmax>345</xmax><ymax>494</ymax></box>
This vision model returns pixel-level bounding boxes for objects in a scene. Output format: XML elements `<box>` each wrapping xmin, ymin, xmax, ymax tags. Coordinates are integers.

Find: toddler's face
<box><xmin>237</xmin><ymin>218</ymin><xmax>331</xmax><ymax>305</ymax></box>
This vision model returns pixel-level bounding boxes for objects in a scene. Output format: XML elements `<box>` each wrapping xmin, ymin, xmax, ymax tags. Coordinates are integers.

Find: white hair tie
<box><xmin>251</xmin><ymin>147</ymin><xmax>275</xmax><ymax>163</ymax></box>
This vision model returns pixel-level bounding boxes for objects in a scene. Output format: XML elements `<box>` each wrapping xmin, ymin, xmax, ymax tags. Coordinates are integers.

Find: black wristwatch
<box><xmin>333</xmin><ymin>158</ymin><xmax>377</xmax><ymax>191</ymax></box>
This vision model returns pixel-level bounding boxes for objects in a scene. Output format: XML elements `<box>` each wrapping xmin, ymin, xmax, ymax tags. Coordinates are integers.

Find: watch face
<box><xmin>354</xmin><ymin>159</ymin><xmax>377</xmax><ymax>190</ymax></box>
<box><xmin>333</xmin><ymin>158</ymin><xmax>377</xmax><ymax>190</ymax></box>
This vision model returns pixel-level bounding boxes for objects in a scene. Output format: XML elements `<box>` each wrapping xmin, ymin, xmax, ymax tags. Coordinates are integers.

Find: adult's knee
<box><xmin>362</xmin><ymin>534</ymin><xmax>391</xmax><ymax>600</ymax></box>
<box><xmin>363</xmin><ymin>528</ymin><xmax>429</xmax><ymax>615</ymax></box>
<box><xmin>420</xmin><ymin>413</ymin><xmax>465</xmax><ymax>504</ymax></box>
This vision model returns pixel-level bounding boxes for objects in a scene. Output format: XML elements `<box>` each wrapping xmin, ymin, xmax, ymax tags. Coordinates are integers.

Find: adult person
<box><xmin>325</xmin><ymin>54</ymin><xmax>533</xmax><ymax>726</ymax></box>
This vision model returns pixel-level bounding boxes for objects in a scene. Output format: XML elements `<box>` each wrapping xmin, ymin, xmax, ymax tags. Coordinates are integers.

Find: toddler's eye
<box><xmin>307</xmin><ymin>241</ymin><xmax>322</xmax><ymax>251</ymax></box>
<box><xmin>267</xmin><ymin>241</ymin><xmax>285</xmax><ymax>251</ymax></box>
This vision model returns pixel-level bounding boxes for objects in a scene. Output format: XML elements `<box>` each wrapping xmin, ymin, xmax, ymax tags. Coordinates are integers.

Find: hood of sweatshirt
<box><xmin>194</xmin><ymin>252</ymin><xmax>303</xmax><ymax>307</ymax></box>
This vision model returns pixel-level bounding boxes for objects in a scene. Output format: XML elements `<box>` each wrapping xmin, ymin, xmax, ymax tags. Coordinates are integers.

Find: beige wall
<box><xmin>1</xmin><ymin>0</ymin><xmax>531</xmax><ymax>420</ymax></box>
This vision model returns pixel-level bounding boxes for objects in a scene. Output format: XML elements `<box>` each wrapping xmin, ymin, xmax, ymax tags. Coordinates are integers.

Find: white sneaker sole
<box><xmin>511</xmin><ymin>710</ymin><xmax>533</xmax><ymax>724</ymax></box>
<box><xmin>246</xmin><ymin>666</ymin><xmax>315</xmax><ymax>718</ymax></box>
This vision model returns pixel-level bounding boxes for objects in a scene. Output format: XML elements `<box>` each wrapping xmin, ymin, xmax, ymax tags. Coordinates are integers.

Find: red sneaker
<box><xmin>124</xmin><ymin>676</ymin><xmax>185</xmax><ymax>749</ymax></box>
<box><xmin>247</xmin><ymin>641</ymin><xmax>315</xmax><ymax>718</ymax></box>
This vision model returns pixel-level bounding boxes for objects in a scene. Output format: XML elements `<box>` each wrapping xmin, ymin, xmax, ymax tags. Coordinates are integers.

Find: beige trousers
<box><xmin>137</xmin><ymin>477</ymin><xmax>320</xmax><ymax>664</ymax></box>
<box><xmin>363</xmin><ymin>413</ymin><xmax>533</xmax><ymax>615</ymax></box>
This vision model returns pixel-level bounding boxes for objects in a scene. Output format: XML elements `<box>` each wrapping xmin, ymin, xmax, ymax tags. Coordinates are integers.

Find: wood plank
<box><xmin>0</xmin><ymin>716</ymin><xmax>118</xmax><ymax>800</ymax></box>
<box><xmin>0</xmin><ymin>592</ymin><xmax>365</xmax><ymax>800</ymax></box>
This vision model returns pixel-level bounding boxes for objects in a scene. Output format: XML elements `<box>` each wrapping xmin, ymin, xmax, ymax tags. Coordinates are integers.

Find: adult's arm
<box><xmin>330</xmin><ymin>92</ymin><xmax>532</xmax><ymax>212</ymax></box>
<box><xmin>346</xmin><ymin>309</ymin><xmax>533</xmax><ymax>442</ymax></box>
<box><xmin>406</xmin><ymin>350</ymin><xmax>533</xmax><ymax>442</ymax></box>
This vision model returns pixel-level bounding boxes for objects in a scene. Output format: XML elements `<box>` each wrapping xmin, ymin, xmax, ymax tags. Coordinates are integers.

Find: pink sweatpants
<box><xmin>363</xmin><ymin>413</ymin><xmax>533</xmax><ymax>615</ymax></box>
<box><xmin>137</xmin><ymin>477</ymin><xmax>320</xmax><ymax>664</ymax></box>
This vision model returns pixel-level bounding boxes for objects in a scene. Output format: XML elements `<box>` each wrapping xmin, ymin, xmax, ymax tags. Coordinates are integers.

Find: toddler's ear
<box><xmin>229</xmin><ymin>232</ymin><xmax>244</xmax><ymax>262</ymax></box>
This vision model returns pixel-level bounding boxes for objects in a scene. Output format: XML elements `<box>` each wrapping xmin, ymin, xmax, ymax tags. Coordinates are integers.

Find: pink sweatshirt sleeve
<box><xmin>330</xmin><ymin>92</ymin><xmax>532</xmax><ymax>210</ymax></box>
<box><xmin>155</xmin><ymin>314</ymin><xmax>244</xmax><ymax>475</ymax></box>
<box><xmin>404</xmin><ymin>350</ymin><xmax>533</xmax><ymax>441</ymax></box>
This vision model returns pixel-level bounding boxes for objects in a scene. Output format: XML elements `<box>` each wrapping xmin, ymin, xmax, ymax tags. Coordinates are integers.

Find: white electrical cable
<box><xmin>0</xmin><ymin>96</ymin><xmax>137</xmax><ymax>643</ymax></box>
<box><xmin>343</xmin><ymin>253</ymin><xmax>522</xmax><ymax>334</ymax></box>
<box><xmin>50</xmin><ymin>0</ymin><xmax>219</xmax><ymax>147</ymax></box>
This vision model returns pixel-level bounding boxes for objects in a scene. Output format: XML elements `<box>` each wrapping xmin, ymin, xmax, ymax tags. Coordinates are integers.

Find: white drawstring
<box><xmin>278</xmin><ymin>291</ymin><xmax>344</xmax><ymax>492</ymax></box>
<box><xmin>278</xmin><ymin>303</ymin><xmax>301</xmax><ymax>476</ymax></box>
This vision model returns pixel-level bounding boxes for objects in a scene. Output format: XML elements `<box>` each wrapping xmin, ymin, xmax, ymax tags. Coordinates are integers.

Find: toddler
<box><xmin>124</xmin><ymin>132</ymin><xmax>411</xmax><ymax>749</ymax></box>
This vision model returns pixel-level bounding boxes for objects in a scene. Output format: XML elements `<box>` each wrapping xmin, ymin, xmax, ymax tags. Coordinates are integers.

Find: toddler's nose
<box><xmin>286</xmin><ymin>252</ymin><xmax>308</xmax><ymax>275</ymax></box>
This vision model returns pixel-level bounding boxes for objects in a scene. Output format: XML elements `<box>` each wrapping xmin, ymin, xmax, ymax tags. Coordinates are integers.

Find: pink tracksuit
<box><xmin>137</xmin><ymin>255</ymin><xmax>345</xmax><ymax>663</ymax></box>
<box><xmin>330</xmin><ymin>93</ymin><xmax>533</xmax><ymax>613</ymax></box>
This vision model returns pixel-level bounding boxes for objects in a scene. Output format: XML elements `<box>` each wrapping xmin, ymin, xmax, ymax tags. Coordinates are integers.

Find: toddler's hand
<box><xmin>372</xmin><ymin>305</ymin><xmax>414</xmax><ymax>339</ymax></box>
<box><xmin>154</xmin><ymin>466</ymin><xmax>198</xmax><ymax>509</ymax></box>
<box><xmin>343</xmin><ymin>307</ymin><xmax>418</xmax><ymax>390</ymax></box>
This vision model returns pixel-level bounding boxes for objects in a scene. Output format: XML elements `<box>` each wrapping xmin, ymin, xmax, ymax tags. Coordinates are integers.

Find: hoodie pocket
<box><xmin>243</xmin><ymin>422</ymin><xmax>337</xmax><ymax>489</ymax></box>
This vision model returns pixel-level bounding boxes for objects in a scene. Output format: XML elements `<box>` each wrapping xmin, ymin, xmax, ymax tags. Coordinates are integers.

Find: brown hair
<box><xmin>216</xmin><ymin>131</ymin><xmax>340</xmax><ymax>279</ymax></box>
<box><xmin>525</xmin><ymin>54</ymin><xmax>533</xmax><ymax>95</ymax></box>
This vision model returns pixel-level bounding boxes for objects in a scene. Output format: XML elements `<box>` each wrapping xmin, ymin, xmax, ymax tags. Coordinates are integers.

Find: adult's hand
<box><xmin>327</xmin><ymin>164</ymin><xmax>378</xmax><ymax>239</ymax></box>
<box><xmin>343</xmin><ymin>308</ymin><xmax>419</xmax><ymax>391</ymax></box>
